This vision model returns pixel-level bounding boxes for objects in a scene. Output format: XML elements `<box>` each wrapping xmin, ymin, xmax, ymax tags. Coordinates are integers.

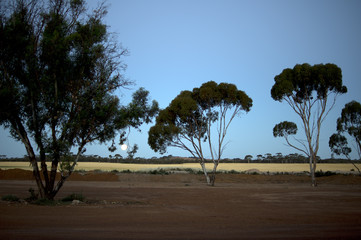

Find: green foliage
<box><xmin>127</xmin><ymin>144</ymin><xmax>139</xmax><ymax>159</ymax></box>
<box><xmin>148</xmin><ymin>81</ymin><xmax>252</xmax><ymax>155</ymax></box>
<box><xmin>336</xmin><ymin>101</ymin><xmax>361</xmax><ymax>150</ymax></box>
<box><xmin>59</xmin><ymin>154</ymin><xmax>76</xmax><ymax>174</ymax></box>
<box><xmin>273</xmin><ymin>121</ymin><xmax>298</xmax><ymax>137</ymax></box>
<box><xmin>1</xmin><ymin>195</ymin><xmax>20</xmax><ymax>202</ymax></box>
<box><xmin>0</xmin><ymin>0</ymin><xmax>158</xmax><ymax>199</ymax></box>
<box><xmin>329</xmin><ymin>133</ymin><xmax>351</xmax><ymax>157</ymax></box>
<box><xmin>271</xmin><ymin>63</ymin><xmax>347</xmax><ymax>102</ymax></box>
<box><xmin>149</xmin><ymin>168</ymin><xmax>169</xmax><ymax>175</ymax></box>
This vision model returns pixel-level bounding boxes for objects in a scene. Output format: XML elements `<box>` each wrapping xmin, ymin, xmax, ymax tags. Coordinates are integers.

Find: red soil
<box><xmin>1</xmin><ymin>169</ymin><xmax>361</xmax><ymax>239</ymax></box>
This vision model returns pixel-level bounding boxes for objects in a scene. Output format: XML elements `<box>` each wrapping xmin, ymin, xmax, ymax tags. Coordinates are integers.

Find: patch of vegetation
<box><xmin>315</xmin><ymin>170</ymin><xmax>337</xmax><ymax>177</ymax></box>
<box><xmin>149</xmin><ymin>168</ymin><xmax>169</xmax><ymax>175</ymax></box>
<box><xmin>61</xmin><ymin>193</ymin><xmax>85</xmax><ymax>202</ymax></box>
<box><xmin>1</xmin><ymin>195</ymin><xmax>20</xmax><ymax>202</ymax></box>
<box><xmin>223</xmin><ymin>170</ymin><xmax>241</xmax><ymax>174</ymax></box>
<box><xmin>25</xmin><ymin>188</ymin><xmax>38</xmax><ymax>202</ymax></box>
<box><xmin>273</xmin><ymin>171</ymin><xmax>291</xmax><ymax>175</ymax></box>
<box><xmin>184</xmin><ymin>168</ymin><xmax>204</xmax><ymax>174</ymax></box>
<box><xmin>32</xmin><ymin>198</ymin><xmax>59</xmax><ymax>206</ymax></box>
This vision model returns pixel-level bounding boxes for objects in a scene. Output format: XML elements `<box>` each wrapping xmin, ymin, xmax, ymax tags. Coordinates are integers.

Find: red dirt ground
<box><xmin>1</xmin><ymin>169</ymin><xmax>361</xmax><ymax>239</ymax></box>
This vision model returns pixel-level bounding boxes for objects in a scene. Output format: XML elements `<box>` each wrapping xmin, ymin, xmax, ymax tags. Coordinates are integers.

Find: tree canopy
<box><xmin>271</xmin><ymin>63</ymin><xmax>347</xmax><ymax>102</ymax></box>
<box><xmin>329</xmin><ymin>100</ymin><xmax>361</xmax><ymax>173</ymax></box>
<box><xmin>337</xmin><ymin>101</ymin><xmax>361</xmax><ymax>144</ymax></box>
<box><xmin>148</xmin><ymin>81</ymin><xmax>252</xmax><ymax>185</ymax></box>
<box><xmin>273</xmin><ymin>121</ymin><xmax>298</xmax><ymax>138</ymax></box>
<box><xmin>0</xmin><ymin>0</ymin><xmax>158</xmax><ymax>199</ymax></box>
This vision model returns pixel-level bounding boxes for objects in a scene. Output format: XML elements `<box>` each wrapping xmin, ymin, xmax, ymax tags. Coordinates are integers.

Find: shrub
<box><xmin>26</xmin><ymin>188</ymin><xmax>38</xmax><ymax>202</ymax></box>
<box><xmin>1</xmin><ymin>195</ymin><xmax>20</xmax><ymax>202</ymax></box>
<box><xmin>315</xmin><ymin>170</ymin><xmax>337</xmax><ymax>177</ymax></box>
<box><xmin>61</xmin><ymin>193</ymin><xmax>85</xmax><ymax>202</ymax></box>
<box><xmin>33</xmin><ymin>198</ymin><xmax>58</xmax><ymax>206</ymax></box>
<box><xmin>149</xmin><ymin>168</ymin><xmax>169</xmax><ymax>175</ymax></box>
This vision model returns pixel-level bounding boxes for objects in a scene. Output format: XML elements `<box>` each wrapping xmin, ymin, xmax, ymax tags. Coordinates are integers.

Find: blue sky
<box><xmin>1</xmin><ymin>0</ymin><xmax>361</xmax><ymax>159</ymax></box>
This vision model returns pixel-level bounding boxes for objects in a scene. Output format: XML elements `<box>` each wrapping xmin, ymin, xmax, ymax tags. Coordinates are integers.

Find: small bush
<box><xmin>149</xmin><ymin>168</ymin><xmax>169</xmax><ymax>175</ymax></box>
<box><xmin>25</xmin><ymin>188</ymin><xmax>38</xmax><ymax>202</ymax></box>
<box><xmin>33</xmin><ymin>198</ymin><xmax>58</xmax><ymax>206</ymax></box>
<box><xmin>315</xmin><ymin>170</ymin><xmax>337</xmax><ymax>177</ymax></box>
<box><xmin>183</xmin><ymin>168</ymin><xmax>195</xmax><ymax>174</ymax></box>
<box><xmin>61</xmin><ymin>193</ymin><xmax>85</xmax><ymax>202</ymax></box>
<box><xmin>1</xmin><ymin>195</ymin><xmax>20</xmax><ymax>202</ymax></box>
<box><xmin>121</xmin><ymin>169</ymin><xmax>132</xmax><ymax>173</ymax></box>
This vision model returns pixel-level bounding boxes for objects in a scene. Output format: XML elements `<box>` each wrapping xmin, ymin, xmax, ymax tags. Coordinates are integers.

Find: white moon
<box><xmin>121</xmin><ymin>144</ymin><xmax>128</xmax><ymax>151</ymax></box>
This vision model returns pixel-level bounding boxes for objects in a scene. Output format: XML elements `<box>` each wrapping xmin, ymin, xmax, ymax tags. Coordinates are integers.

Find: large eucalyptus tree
<box><xmin>271</xmin><ymin>63</ymin><xmax>347</xmax><ymax>186</ymax></box>
<box><xmin>148</xmin><ymin>81</ymin><xmax>252</xmax><ymax>186</ymax></box>
<box><xmin>0</xmin><ymin>0</ymin><xmax>158</xmax><ymax>199</ymax></box>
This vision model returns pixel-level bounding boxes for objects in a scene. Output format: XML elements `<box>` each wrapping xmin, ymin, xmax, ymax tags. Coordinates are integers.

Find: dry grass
<box><xmin>0</xmin><ymin>161</ymin><xmax>359</xmax><ymax>173</ymax></box>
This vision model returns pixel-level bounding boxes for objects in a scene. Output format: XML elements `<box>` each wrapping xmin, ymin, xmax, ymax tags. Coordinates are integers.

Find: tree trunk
<box><xmin>200</xmin><ymin>162</ymin><xmax>211</xmax><ymax>185</ymax></box>
<box><xmin>209</xmin><ymin>162</ymin><xmax>219</xmax><ymax>186</ymax></box>
<box><xmin>309</xmin><ymin>155</ymin><xmax>317</xmax><ymax>187</ymax></box>
<box><xmin>12</xmin><ymin>119</ymin><xmax>46</xmax><ymax>198</ymax></box>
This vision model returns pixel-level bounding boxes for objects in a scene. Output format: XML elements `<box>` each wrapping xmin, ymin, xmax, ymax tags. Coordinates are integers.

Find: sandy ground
<box><xmin>1</xmin><ymin>169</ymin><xmax>361</xmax><ymax>239</ymax></box>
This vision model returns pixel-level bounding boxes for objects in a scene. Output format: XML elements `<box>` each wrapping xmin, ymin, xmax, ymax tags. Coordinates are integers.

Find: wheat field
<box><xmin>0</xmin><ymin>161</ymin><xmax>359</xmax><ymax>173</ymax></box>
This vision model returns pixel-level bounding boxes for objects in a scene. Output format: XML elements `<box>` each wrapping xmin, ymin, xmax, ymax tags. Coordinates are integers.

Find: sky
<box><xmin>1</xmin><ymin>0</ymin><xmax>361</xmax><ymax>160</ymax></box>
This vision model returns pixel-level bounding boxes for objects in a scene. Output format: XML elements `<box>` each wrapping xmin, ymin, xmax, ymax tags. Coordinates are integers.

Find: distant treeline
<box><xmin>1</xmin><ymin>154</ymin><xmax>360</xmax><ymax>164</ymax></box>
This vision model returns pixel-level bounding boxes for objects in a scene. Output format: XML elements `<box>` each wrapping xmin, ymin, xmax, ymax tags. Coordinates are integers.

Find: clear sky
<box><xmin>1</xmin><ymin>0</ymin><xmax>361</xmax><ymax>160</ymax></box>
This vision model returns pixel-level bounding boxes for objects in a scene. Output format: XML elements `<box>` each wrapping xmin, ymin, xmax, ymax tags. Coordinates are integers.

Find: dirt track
<box><xmin>1</xmin><ymin>170</ymin><xmax>361</xmax><ymax>239</ymax></box>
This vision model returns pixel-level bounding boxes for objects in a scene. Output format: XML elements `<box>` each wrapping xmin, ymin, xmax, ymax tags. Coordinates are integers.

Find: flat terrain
<box><xmin>1</xmin><ymin>161</ymin><xmax>359</xmax><ymax>173</ymax></box>
<box><xmin>1</xmin><ymin>169</ymin><xmax>361</xmax><ymax>239</ymax></box>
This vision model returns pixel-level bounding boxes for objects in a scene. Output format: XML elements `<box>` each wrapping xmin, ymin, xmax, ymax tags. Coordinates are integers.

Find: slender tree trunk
<box><xmin>309</xmin><ymin>154</ymin><xmax>317</xmax><ymax>187</ymax></box>
<box><xmin>200</xmin><ymin>162</ymin><xmax>211</xmax><ymax>185</ymax></box>
<box><xmin>12</xmin><ymin>119</ymin><xmax>46</xmax><ymax>198</ymax></box>
<box><xmin>209</xmin><ymin>162</ymin><xmax>218</xmax><ymax>186</ymax></box>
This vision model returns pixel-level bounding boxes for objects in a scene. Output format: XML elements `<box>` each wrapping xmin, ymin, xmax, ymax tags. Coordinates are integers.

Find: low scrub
<box><xmin>315</xmin><ymin>170</ymin><xmax>338</xmax><ymax>177</ymax></box>
<box><xmin>149</xmin><ymin>169</ymin><xmax>169</xmax><ymax>175</ymax></box>
<box><xmin>1</xmin><ymin>194</ymin><xmax>20</xmax><ymax>202</ymax></box>
<box><xmin>61</xmin><ymin>193</ymin><xmax>85</xmax><ymax>202</ymax></box>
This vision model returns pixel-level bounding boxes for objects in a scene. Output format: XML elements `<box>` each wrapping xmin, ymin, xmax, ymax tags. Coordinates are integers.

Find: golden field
<box><xmin>0</xmin><ymin>161</ymin><xmax>359</xmax><ymax>173</ymax></box>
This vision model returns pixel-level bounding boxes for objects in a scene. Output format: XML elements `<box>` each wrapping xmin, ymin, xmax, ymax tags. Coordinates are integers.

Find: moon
<box><xmin>121</xmin><ymin>144</ymin><xmax>128</xmax><ymax>151</ymax></box>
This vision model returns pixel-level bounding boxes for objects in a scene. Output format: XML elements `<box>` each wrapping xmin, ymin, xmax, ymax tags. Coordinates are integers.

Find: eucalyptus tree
<box><xmin>0</xmin><ymin>0</ymin><xmax>158</xmax><ymax>199</ymax></box>
<box><xmin>329</xmin><ymin>101</ymin><xmax>361</xmax><ymax>173</ymax></box>
<box><xmin>271</xmin><ymin>63</ymin><xmax>347</xmax><ymax>186</ymax></box>
<box><xmin>148</xmin><ymin>81</ymin><xmax>252</xmax><ymax>186</ymax></box>
<box><xmin>244</xmin><ymin>155</ymin><xmax>253</xmax><ymax>163</ymax></box>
